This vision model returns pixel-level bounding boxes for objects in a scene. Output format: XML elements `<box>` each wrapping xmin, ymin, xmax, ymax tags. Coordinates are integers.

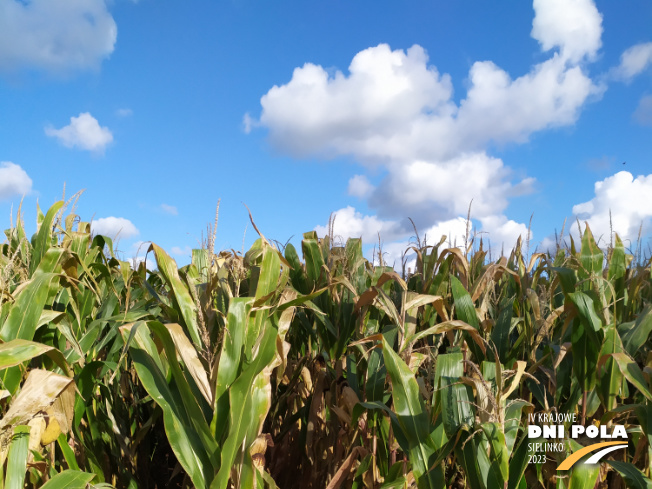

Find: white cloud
<box><xmin>612</xmin><ymin>42</ymin><xmax>652</xmax><ymax>82</ymax></box>
<box><xmin>257</xmin><ymin>44</ymin><xmax>455</xmax><ymax>162</ymax></box>
<box><xmin>531</xmin><ymin>0</ymin><xmax>602</xmax><ymax>62</ymax></box>
<box><xmin>572</xmin><ymin>171</ymin><xmax>652</xmax><ymax>246</ymax></box>
<box><xmin>252</xmin><ymin>40</ymin><xmax>599</xmax><ymax>240</ymax></box>
<box><xmin>251</xmin><ymin>0</ymin><xmax>611</xmax><ymax>263</ymax></box>
<box><xmin>368</xmin><ymin>153</ymin><xmax>533</xmax><ymax>226</ymax></box>
<box><xmin>0</xmin><ymin>162</ymin><xmax>32</xmax><ymax>200</ymax></box>
<box><xmin>315</xmin><ymin>209</ymin><xmax>528</xmax><ymax>267</ymax></box>
<box><xmin>456</xmin><ymin>56</ymin><xmax>599</xmax><ymax>149</ymax></box>
<box><xmin>160</xmin><ymin>203</ymin><xmax>178</xmax><ymax>215</ymax></box>
<box><xmin>421</xmin><ymin>217</ymin><xmax>470</xmax><ymax>248</ymax></box>
<box><xmin>314</xmin><ymin>206</ymin><xmax>403</xmax><ymax>243</ymax></box>
<box><xmin>91</xmin><ymin>217</ymin><xmax>139</xmax><ymax>240</ymax></box>
<box><xmin>45</xmin><ymin>112</ymin><xmax>113</xmax><ymax>153</ymax></box>
<box><xmin>0</xmin><ymin>0</ymin><xmax>117</xmax><ymax>75</ymax></box>
<box><xmin>478</xmin><ymin>215</ymin><xmax>531</xmax><ymax>252</ymax></box>
<box><xmin>253</xmin><ymin>42</ymin><xmax>599</xmax><ymax>167</ymax></box>
<box><xmin>347</xmin><ymin>175</ymin><xmax>374</xmax><ymax>198</ymax></box>
<box><xmin>634</xmin><ymin>95</ymin><xmax>652</xmax><ymax>127</ymax></box>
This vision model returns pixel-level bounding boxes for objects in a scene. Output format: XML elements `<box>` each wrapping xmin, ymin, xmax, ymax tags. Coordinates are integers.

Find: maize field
<box><xmin>1</xmin><ymin>199</ymin><xmax>652</xmax><ymax>489</ymax></box>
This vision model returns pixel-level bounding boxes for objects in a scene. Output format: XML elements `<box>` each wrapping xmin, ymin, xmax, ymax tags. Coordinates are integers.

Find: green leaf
<box><xmin>150</xmin><ymin>243</ymin><xmax>203</xmax><ymax>350</ymax></box>
<box><xmin>39</xmin><ymin>470</ymin><xmax>96</xmax><ymax>489</ymax></box>
<box><xmin>451</xmin><ymin>276</ymin><xmax>479</xmax><ymax>328</ymax></box>
<box><xmin>508</xmin><ymin>434</ymin><xmax>534</xmax><ymax>489</ymax></box>
<box><xmin>607</xmin><ymin>461</ymin><xmax>652</xmax><ymax>489</ymax></box>
<box><xmin>437</xmin><ymin>352</ymin><xmax>474</xmax><ymax>438</ymax></box>
<box><xmin>598</xmin><ymin>325</ymin><xmax>625</xmax><ymax>411</ymax></box>
<box><xmin>490</xmin><ymin>297</ymin><xmax>514</xmax><ymax>361</ymax></box>
<box><xmin>578</xmin><ymin>222</ymin><xmax>603</xmax><ymax>280</ymax></box>
<box><xmin>5</xmin><ymin>425</ymin><xmax>30</xmax><ymax>489</ymax></box>
<box><xmin>302</xmin><ymin>235</ymin><xmax>325</xmax><ymax>288</ymax></box>
<box><xmin>0</xmin><ymin>339</ymin><xmax>69</xmax><ymax>373</ymax></box>
<box><xmin>211</xmin><ymin>325</ymin><xmax>278</xmax><ymax>489</ymax></box>
<box><xmin>451</xmin><ymin>276</ymin><xmax>484</xmax><ymax>362</ymax></box>
<box><xmin>57</xmin><ymin>433</ymin><xmax>80</xmax><ymax>471</ymax></box>
<box><xmin>606</xmin><ymin>352</ymin><xmax>652</xmax><ymax>401</ymax></box>
<box><xmin>568</xmin><ymin>445</ymin><xmax>601</xmax><ymax>489</ymax></box>
<box><xmin>568</xmin><ymin>292</ymin><xmax>603</xmax><ymax>333</ymax></box>
<box><xmin>121</xmin><ymin>324</ymin><xmax>212</xmax><ymax>489</ymax></box>
<box><xmin>620</xmin><ymin>305</ymin><xmax>652</xmax><ymax>357</ymax></box>
<box><xmin>0</xmin><ymin>273</ymin><xmax>60</xmax><ymax>341</ymax></box>
<box><xmin>30</xmin><ymin>201</ymin><xmax>63</xmax><ymax>275</ymax></box>
<box><xmin>365</xmin><ymin>348</ymin><xmax>386</xmax><ymax>403</ymax></box>
<box><xmin>608</xmin><ymin>235</ymin><xmax>627</xmax><ymax>282</ymax></box>
<box><xmin>213</xmin><ymin>297</ymin><xmax>253</xmax><ymax>441</ymax></box>
<box><xmin>380</xmin><ymin>335</ymin><xmax>440</xmax><ymax>489</ymax></box>
<box><xmin>481</xmin><ymin>422</ymin><xmax>509</xmax><ymax>489</ymax></box>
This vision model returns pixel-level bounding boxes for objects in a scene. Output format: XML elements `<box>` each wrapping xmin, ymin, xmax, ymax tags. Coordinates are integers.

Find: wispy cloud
<box><xmin>160</xmin><ymin>203</ymin><xmax>178</xmax><ymax>215</ymax></box>
<box><xmin>611</xmin><ymin>42</ymin><xmax>652</xmax><ymax>82</ymax></box>
<box><xmin>116</xmin><ymin>108</ymin><xmax>133</xmax><ymax>117</ymax></box>
<box><xmin>634</xmin><ymin>95</ymin><xmax>652</xmax><ymax>127</ymax></box>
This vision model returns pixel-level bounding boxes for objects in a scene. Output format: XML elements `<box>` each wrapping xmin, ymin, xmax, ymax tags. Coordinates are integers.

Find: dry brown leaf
<box><xmin>166</xmin><ymin>322</ymin><xmax>213</xmax><ymax>405</ymax></box>
<box><xmin>0</xmin><ymin>369</ymin><xmax>74</xmax><ymax>465</ymax></box>
<box><xmin>325</xmin><ymin>446</ymin><xmax>368</xmax><ymax>489</ymax></box>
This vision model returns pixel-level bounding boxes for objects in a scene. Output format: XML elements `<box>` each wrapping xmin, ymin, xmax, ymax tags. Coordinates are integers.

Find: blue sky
<box><xmin>1</xmin><ymin>0</ymin><xmax>651</xmax><ymax>267</ymax></box>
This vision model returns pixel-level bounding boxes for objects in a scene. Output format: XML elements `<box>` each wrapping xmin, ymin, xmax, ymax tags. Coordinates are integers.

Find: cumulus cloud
<box><xmin>612</xmin><ymin>42</ymin><xmax>652</xmax><ymax>82</ymax></box>
<box><xmin>45</xmin><ymin>112</ymin><xmax>113</xmax><ymax>153</ymax></box>
<box><xmin>259</xmin><ymin>44</ymin><xmax>455</xmax><ymax>161</ymax></box>
<box><xmin>258</xmin><ymin>43</ymin><xmax>599</xmax><ymax>164</ymax></box>
<box><xmin>160</xmin><ymin>203</ymin><xmax>178</xmax><ymax>215</ymax></box>
<box><xmin>572</xmin><ymin>171</ymin><xmax>652</xmax><ymax>246</ymax></box>
<box><xmin>314</xmin><ymin>206</ymin><xmax>404</xmax><ymax>243</ymax></box>
<box><xmin>531</xmin><ymin>0</ymin><xmax>602</xmax><ymax>62</ymax></box>
<box><xmin>634</xmin><ymin>95</ymin><xmax>652</xmax><ymax>127</ymax></box>
<box><xmin>253</xmin><ymin>40</ymin><xmax>594</xmax><ymax>241</ymax></box>
<box><xmin>252</xmin><ymin>0</ymin><xmax>610</xmax><ymax>264</ymax></box>
<box><xmin>91</xmin><ymin>217</ymin><xmax>139</xmax><ymax>240</ymax></box>
<box><xmin>0</xmin><ymin>162</ymin><xmax>33</xmax><ymax>200</ymax></box>
<box><xmin>457</xmin><ymin>57</ymin><xmax>598</xmax><ymax>148</ymax></box>
<box><xmin>478</xmin><ymin>215</ymin><xmax>532</xmax><ymax>252</ymax></box>
<box><xmin>0</xmin><ymin>0</ymin><xmax>117</xmax><ymax>75</ymax></box>
<box><xmin>368</xmin><ymin>154</ymin><xmax>534</xmax><ymax>227</ymax></box>
<box><xmin>420</xmin><ymin>217</ymin><xmax>470</xmax><ymax>248</ymax></box>
<box><xmin>315</xmin><ymin>209</ymin><xmax>528</xmax><ymax>264</ymax></box>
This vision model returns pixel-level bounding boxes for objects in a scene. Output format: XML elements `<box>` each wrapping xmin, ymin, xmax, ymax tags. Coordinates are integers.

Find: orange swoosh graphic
<box><xmin>557</xmin><ymin>441</ymin><xmax>626</xmax><ymax>470</ymax></box>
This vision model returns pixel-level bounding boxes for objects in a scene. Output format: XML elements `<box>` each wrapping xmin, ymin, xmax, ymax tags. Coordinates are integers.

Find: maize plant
<box><xmin>1</xmin><ymin>199</ymin><xmax>652</xmax><ymax>489</ymax></box>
